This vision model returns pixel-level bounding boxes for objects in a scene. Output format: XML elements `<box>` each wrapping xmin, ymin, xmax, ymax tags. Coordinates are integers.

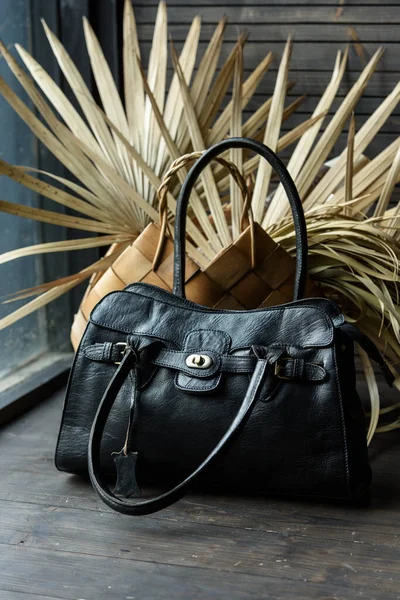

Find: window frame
<box><xmin>0</xmin><ymin>0</ymin><xmax>122</xmax><ymax>421</ymax></box>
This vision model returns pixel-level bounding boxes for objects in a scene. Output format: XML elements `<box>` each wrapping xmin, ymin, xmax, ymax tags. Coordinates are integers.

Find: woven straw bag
<box><xmin>70</xmin><ymin>152</ymin><xmax>320</xmax><ymax>350</ymax></box>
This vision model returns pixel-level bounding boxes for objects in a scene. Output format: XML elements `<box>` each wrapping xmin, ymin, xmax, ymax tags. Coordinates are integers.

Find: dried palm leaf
<box><xmin>0</xmin><ymin>2</ymin><xmax>399</xmax><ymax>438</ymax></box>
<box><xmin>252</xmin><ymin>37</ymin><xmax>292</xmax><ymax>223</ymax></box>
<box><xmin>296</xmin><ymin>48</ymin><xmax>384</xmax><ymax>203</ymax></box>
<box><xmin>375</xmin><ymin>139</ymin><xmax>400</xmax><ymax>220</ymax></box>
<box><xmin>265</xmin><ymin>48</ymin><xmax>349</xmax><ymax>227</ymax></box>
<box><xmin>171</xmin><ymin>40</ymin><xmax>231</xmax><ymax>248</ymax></box>
<box><xmin>0</xmin><ymin>244</ymin><xmax>129</xmax><ymax>330</ymax></box>
<box><xmin>344</xmin><ymin>112</ymin><xmax>356</xmax><ymax>213</ymax></box>
<box><xmin>230</xmin><ymin>45</ymin><xmax>243</xmax><ymax>239</ymax></box>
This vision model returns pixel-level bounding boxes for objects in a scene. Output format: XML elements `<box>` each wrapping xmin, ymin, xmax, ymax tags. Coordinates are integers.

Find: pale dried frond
<box><xmin>252</xmin><ymin>36</ymin><xmax>292</xmax><ymax>222</ymax></box>
<box><xmin>230</xmin><ymin>44</ymin><xmax>244</xmax><ymax>239</ymax></box>
<box><xmin>0</xmin><ymin>2</ymin><xmax>399</xmax><ymax>437</ymax></box>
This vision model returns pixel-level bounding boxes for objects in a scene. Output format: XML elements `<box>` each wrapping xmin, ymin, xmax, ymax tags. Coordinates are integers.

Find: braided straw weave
<box><xmin>70</xmin><ymin>152</ymin><xmax>320</xmax><ymax>349</ymax></box>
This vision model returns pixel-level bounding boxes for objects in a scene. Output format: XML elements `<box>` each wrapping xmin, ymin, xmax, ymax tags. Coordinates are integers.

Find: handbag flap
<box><xmin>89</xmin><ymin>283</ymin><xmax>343</xmax><ymax>350</ymax></box>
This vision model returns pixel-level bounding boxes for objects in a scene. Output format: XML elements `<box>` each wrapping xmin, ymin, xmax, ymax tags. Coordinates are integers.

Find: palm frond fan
<box><xmin>0</xmin><ymin>0</ymin><xmax>400</xmax><ymax>441</ymax></box>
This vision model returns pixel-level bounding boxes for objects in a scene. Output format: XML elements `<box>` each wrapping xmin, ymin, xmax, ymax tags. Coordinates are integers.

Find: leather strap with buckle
<box><xmin>83</xmin><ymin>342</ymin><xmax>327</xmax><ymax>383</ymax></box>
<box><xmin>274</xmin><ymin>357</ymin><xmax>326</xmax><ymax>382</ymax></box>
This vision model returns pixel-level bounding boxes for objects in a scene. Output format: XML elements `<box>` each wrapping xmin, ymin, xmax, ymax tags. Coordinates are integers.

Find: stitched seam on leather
<box><xmin>84</xmin><ymin>344</ymin><xmax>256</xmax><ymax>373</ymax></box>
<box><xmin>183</xmin><ymin>328</ymin><xmax>231</xmax><ymax>350</ymax></box>
<box><xmin>159</xmin><ymin>348</ymin><xmax>220</xmax><ymax>378</ymax></box>
<box><xmin>126</xmin><ymin>282</ymin><xmax>343</xmax><ymax>321</ymax></box>
<box><xmin>56</xmin><ymin>326</ymin><xmax>134</xmax><ymax>471</ymax></box>
<box><xmin>91</xmin><ymin>321</ymin><xmax>184</xmax><ymax>348</ymax></box>
<box><xmin>144</xmin><ymin>348</ymin><xmax>253</xmax><ymax>366</ymax></box>
<box><xmin>153</xmin><ymin>357</ymin><xmax>254</xmax><ymax>375</ymax></box>
<box><xmin>126</xmin><ymin>286</ymin><xmax>335</xmax><ymax>322</ymax></box>
<box><xmin>156</xmin><ymin>349</ymin><xmax>185</xmax><ymax>355</ymax></box>
<box><xmin>222</xmin><ymin>365</ymin><xmax>255</xmax><ymax>373</ymax></box>
<box><xmin>91</xmin><ymin>293</ymin><xmax>334</xmax><ymax>348</ymax></box>
<box><xmin>84</xmin><ymin>343</ymin><xmax>324</xmax><ymax>381</ymax></box>
<box><xmin>83</xmin><ymin>344</ymin><xmax>102</xmax><ymax>359</ymax></box>
<box><xmin>174</xmin><ymin>372</ymin><xmax>222</xmax><ymax>393</ymax></box>
<box><xmin>332</xmin><ymin>341</ymin><xmax>351</xmax><ymax>499</ymax></box>
<box><xmin>153</xmin><ymin>357</ymin><xmax>221</xmax><ymax>378</ymax></box>
<box><xmin>177</xmin><ymin>330</ymin><xmax>229</xmax><ymax>387</ymax></box>
<box><xmin>308</xmin><ymin>365</ymin><xmax>326</xmax><ymax>381</ymax></box>
<box><xmin>55</xmin><ymin>322</ymin><xmax>93</xmax><ymax>471</ymax></box>
<box><xmin>125</xmin><ymin>282</ymin><xmax>348</xmax><ymax>328</ymax></box>
<box><xmin>159</xmin><ymin>348</ymin><xmax>217</xmax><ymax>357</ymax></box>
<box><xmin>95</xmin><ymin>285</ymin><xmax>330</xmax><ymax>319</ymax></box>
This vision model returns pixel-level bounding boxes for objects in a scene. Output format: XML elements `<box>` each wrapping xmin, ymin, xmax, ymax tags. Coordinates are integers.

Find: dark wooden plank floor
<box><xmin>1</xmin><ymin>387</ymin><xmax>400</xmax><ymax>600</ymax></box>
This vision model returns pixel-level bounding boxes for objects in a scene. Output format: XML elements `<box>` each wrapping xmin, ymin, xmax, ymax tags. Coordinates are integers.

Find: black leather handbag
<box><xmin>55</xmin><ymin>138</ymin><xmax>394</xmax><ymax>516</ymax></box>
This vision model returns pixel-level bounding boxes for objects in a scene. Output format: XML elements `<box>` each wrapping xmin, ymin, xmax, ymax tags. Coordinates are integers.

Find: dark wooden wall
<box><xmin>132</xmin><ymin>0</ymin><xmax>400</xmax><ymax>161</ymax></box>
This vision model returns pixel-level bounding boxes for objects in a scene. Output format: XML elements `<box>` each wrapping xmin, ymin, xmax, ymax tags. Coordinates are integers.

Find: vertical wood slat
<box><xmin>89</xmin><ymin>0</ymin><xmax>122</xmax><ymax>89</ymax></box>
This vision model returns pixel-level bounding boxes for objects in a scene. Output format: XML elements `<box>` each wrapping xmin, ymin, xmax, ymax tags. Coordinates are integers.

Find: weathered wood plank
<box><xmin>1</xmin><ymin>376</ymin><xmax>400</xmax><ymax>598</ymax></box>
<box><xmin>137</xmin><ymin>23</ymin><xmax>400</xmax><ymax>43</ymax></box>
<box><xmin>1</xmin><ymin>435</ymin><xmax>400</xmax><ymax>527</ymax></box>
<box><xmin>161</xmin><ymin>67</ymin><xmax>399</xmax><ymax>97</ymax></box>
<box><xmin>0</xmin><ymin>593</ymin><xmax>62</xmax><ymax>600</ymax></box>
<box><xmin>1</xmin><ymin>498</ymin><xmax>400</xmax><ymax>595</ymax></box>
<box><xmin>0</xmin><ymin>544</ymin><xmax>374</xmax><ymax>600</ymax></box>
<box><xmin>1</xmin><ymin>391</ymin><xmax>400</xmax><ymax>525</ymax></box>
<box><xmin>246</xmin><ymin>95</ymin><xmax>399</xmax><ymax>116</ymax></box>
<box><xmin>133</xmin><ymin>5</ymin><xmax>400</xmax><ymax>24</ymax></box>
<box><xmin>137</xmin><ymin>41</ymin><xmax>397</xmax><ymax>71</ymax></box>
<box><xmin>239</xmin><ymin>111</ymin><xmax>398</xmax><ymax>134</ymax></box>
<box><xmin>133</xmin><ymin>0</ymin><xmax>400</xmax><ymax>5</ymax></box>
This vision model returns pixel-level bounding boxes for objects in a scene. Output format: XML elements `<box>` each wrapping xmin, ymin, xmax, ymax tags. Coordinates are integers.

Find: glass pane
<box><xmin>0</xmin><ymin>0</ymin><xmax>47</xmax><ymax>378</ymax></box>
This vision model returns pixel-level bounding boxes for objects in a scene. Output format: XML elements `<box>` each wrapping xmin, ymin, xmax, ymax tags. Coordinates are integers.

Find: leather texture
<box><xmin>83</xmin><ymin>342</ymin><xmax>327</xmax><ymax>382</ymax></box>
<box><xmin>88</xmin><ymin>345</ymin><xmax>271</xmax><ymax>515</ymax></box>
<box><xmin>55</xmin><ymin>138</ymin><xmax>390</xmax><ymax>516</ymax></box>
<box><xmin>56</xmin><ymin>282</ymin><xmax>375</xmax><ymax>509</ymax></box>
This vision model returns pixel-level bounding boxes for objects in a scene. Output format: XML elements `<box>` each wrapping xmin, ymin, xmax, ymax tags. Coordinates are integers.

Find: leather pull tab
<box><xmin>113</xmin><ymin>451</ymin><xmax>142</xmax><ymax>498</ymax></box>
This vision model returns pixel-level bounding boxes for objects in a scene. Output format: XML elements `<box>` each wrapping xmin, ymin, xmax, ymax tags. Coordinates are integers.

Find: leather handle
<box><xmin>153</xmin><ymin>151</ymin><xmax>251</xmax><ymax>271</ymax></box>
<box><xmin>340</xmin><ymin>322</ymin><xmax>394</xmax><ymax>387</ymax></box>
<box><xmin>173</xmin><ymin>137</ymin><xmax>308</xmax><ymax>301</ymax></box>
<box><xmin>88</xmin><ymin>348</ymin><xmax>269</xmax><ymax>516</ymax></box>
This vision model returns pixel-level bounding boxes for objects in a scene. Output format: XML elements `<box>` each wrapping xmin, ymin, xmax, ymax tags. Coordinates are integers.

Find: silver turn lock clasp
<box><xmin>185</xmin><ymin>353</ymin><xmax>213</xmax><ymax>369</ymax></box>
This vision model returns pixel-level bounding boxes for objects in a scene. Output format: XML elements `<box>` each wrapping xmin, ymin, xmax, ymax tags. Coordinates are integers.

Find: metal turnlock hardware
<box><xmin>185</xmin><ymin>353</ymin><xmax>213</xmax><ymax>369</ymax></box>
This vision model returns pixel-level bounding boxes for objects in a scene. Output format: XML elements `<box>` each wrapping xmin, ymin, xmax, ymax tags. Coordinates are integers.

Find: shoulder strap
<box><xmin>340</xmin><ymin>322</ymin><xmax>394</xmax><ymax>386</ymax></box>
<box><xmin>173</xmin><ymin>138</ymin><xmax>308</xmax><ymax>301</ymax></box>
<box><xmin>88</xmin><ymin>347</ymin><xmax>270</xmax><ymax>516</ymax></box>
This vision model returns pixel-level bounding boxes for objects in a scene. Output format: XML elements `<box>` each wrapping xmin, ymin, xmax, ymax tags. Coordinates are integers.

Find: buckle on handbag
<box><xmin>274</xmin><ymin>358</ymin><xmax>293</xmax><ymax>380</ymax></box>
<box><xmin>114</xmin><ymin>342</ymin><xmax>128</xmax><ymax>365</ymax></box>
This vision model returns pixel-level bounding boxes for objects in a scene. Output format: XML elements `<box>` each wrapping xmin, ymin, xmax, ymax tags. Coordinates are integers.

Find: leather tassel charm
<box><xmin>112</xmin><ymin>353</ymin><xmax>142</xmax><ymax>498</ymax></box>
<box><xmin>113</xmin><ymin>451</ymin><xmax>142</xmax><ymax>498</ymax></box>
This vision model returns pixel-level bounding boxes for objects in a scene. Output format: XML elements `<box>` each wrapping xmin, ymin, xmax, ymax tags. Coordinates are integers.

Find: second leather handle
<box><xmin>173</xmin><ymin>137</ymin><xmax>308</xmax><ymax>301</ymax></box>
